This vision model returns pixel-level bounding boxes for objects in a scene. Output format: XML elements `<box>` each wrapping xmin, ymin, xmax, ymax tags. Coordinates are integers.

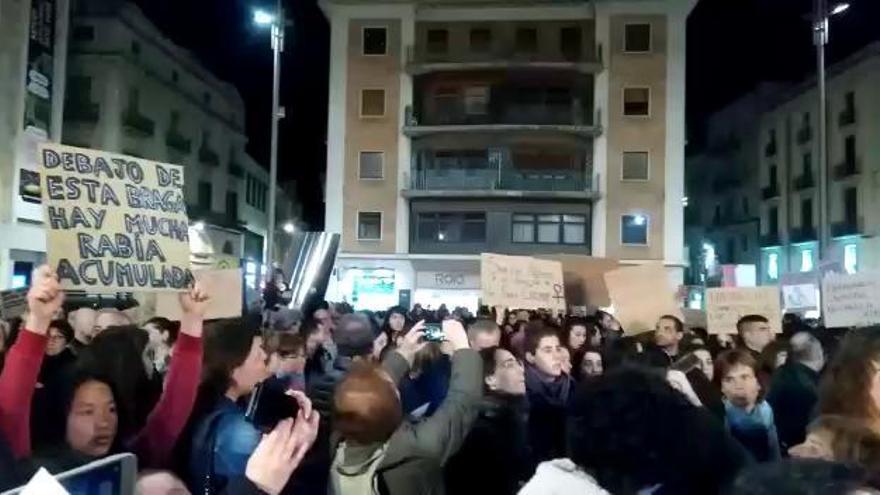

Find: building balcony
<box><xmin>793</xmin><ymin>174</ymin><xmax>814</xmax><ymax>191</ymax></box>
<box><xmin>229</xmin><ymin>161</ymin><xmax>244</xmax><ymax>178</ymax></box>
<box><xmin>796</xmin><ymin>126</ymin><xmax>812</xmax><ymax>144</ymax></box>
<box><xmin>403</xmin><ymin>104</ymin><xmax>601</xmax><ymax>138</ymax></box>
<box><xmin>199</xmin><ymin>146</ymin><xmax>220</xmax><ymax>167</ymax></box>
<box><xmin>760</xmin><ymin>232</ymin><xmax>781</xmax><ymax>247</ymax></box>
<box><xmin>762</xmin><ymin>184</ymin><xmax>780</xmax><ymax>200</ymax></box>
<box><xmin>165</xmin><ymin>130</ymin><xmax>192</xmax><ymax>154</ymax></box>
<box><xmin>65</xmin><ymin>100</ymin><xmax>99</xmax><ymax>123</ymax></box>
<box><xmin>406</xmin><ymin>166</ymin><xmax>592</xmax><ymax>196</ymax></box>
<box><xmin>832</xmin><ymin>217</ymin><xmax>863</xmax><ymax>238</ymax></box>
<box><xmin>839</xmin><ymin>109</ymin><xmax>856</xmax><ymax>127</ymax></box>
<box><xmin>405</xmin><ymin>44</ymin><xmax>603</xmax><ymax>76</ymax></box>
<box><xmin>122</xmin><ymin>109</ymin><xmax>155</xmax><ymax>137</ymax></box>
<box><xmin>833</xmin><ymin>160</ymin><xmax>859</xmax><ymax>179</ymax></box>
<box><xmin>789</xmin><ymin>225</ymin><xmax>817</xmax><ymax>244</ymax></box>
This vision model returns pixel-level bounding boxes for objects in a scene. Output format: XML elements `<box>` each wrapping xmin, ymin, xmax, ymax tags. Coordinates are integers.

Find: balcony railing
<box><xmin>407</xmin><ymin>101</ymin><xmax>594</xmax><ymax>128</ymax></box>
<box><xmin>793</xmin><ymin>174</ymin><xmax>814</xmax><ymax>191</ymax></box>
<box><xmin>65</xmin><ymin>100</ymin><xmax>99</xmax><ymax>123</ymax></box>
<box><xmin>405</xmin><ymin>43</ymin><xmax>603</xmax><ymax>74</ymax></box>
<box><xmin>762</xmin><ymin>184</ymin><xmax>780</xmax><ymax>200</ymax></box>
<box><xmin>832</xmin><ymin>217</ymin><xmax>863</xmax><ymax>238</ymax></box>
<box><xmin>760</xmin><ymin>232</ymin><xmax>781</xmax><ymax>247</ymax></box>
<box><xmin>796</xmin><ymin>126</ymin><xmax>812</xmax><ymax>144</ymax></box>
<box><xmin>839</xmin><ymin>109</ymin><xmax>856</xmax><ymax>127</ymax></box>
<box><xmin>789</xmin><ymin>225</ymin><xmax>817</xmax><ymax>244</ymax></box>
<box><xmin>122</xmin><ymin>108</ymin><xmax>155</xmax><ymax>137</ymax></box>
<box><xmin>165</xmin><ymin>130</ymin><xmax>192</xmax><ymax>154</ymax></box>
<box><xmin>833</xmin><ymin>160</ymin><xmax>859</xmax><ymax>179</ymax></box>
<box><xmin>410</xmin><ymin>167</ymin><xmax>588</xmax><ymax>192</ymax></box>
<box><xmin>199</xmin><ymin>146</ymin><xmax>220</xmax><ymax>167</ymax></box>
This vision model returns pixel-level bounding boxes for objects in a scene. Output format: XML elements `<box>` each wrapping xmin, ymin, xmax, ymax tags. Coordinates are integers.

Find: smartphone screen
<box><xmin>423</xmin><ymin>324</ymin><xmax>444</xmax><ymax>342</ymax></box>
<box><xmin>244</xmin><ymin>382</ymin><xmax>299</xmax><ymax>432</ymax></box>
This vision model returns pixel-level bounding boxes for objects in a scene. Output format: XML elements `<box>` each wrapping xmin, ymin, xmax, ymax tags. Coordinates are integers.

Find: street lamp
<box><xmin>283</xmin><ymin>222</ymin><xmax>295</xmax><ymax>234</ymax></box>
<box><xmin>814</xmin><ymin>0</ymin><xmax>849</xmax><ymax>264</ymax></box>
<box><xmin>254</xmin><ymin>1</ymin><xmax>285</xmax><ymax>278</ymax></box>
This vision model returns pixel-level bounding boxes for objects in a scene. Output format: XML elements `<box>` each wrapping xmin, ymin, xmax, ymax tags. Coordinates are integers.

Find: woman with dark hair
<box><xmin>572</xmin><ymin>346</ymin><xmax>604</xmax><ymax>381</ymax></box>
<box><xmin>31</xmin><ymin>319</ymin><xmax>77</xmax><ymax>450</ymax></box>
<box><xmin>143</xmin><ymin>316</ymin><xmax>180</xmax><ymax>375</ymax></box>
<box><xmin>0</xmin><ymin>266</ymin><xmax>209</xmax><ymax>473</ymax></box>
<box><xmin>562</xmin><ymin>317</ymin><xmax>596</xmax><ymax>354</ymax></box>
<box><xmin>791</xmin><ymin>327</ymin><xmax>880</xmax><ymax>462</ymax></box>
<box><xmin>595</xmin><ymin>310</ymin><xmax>624</xmax><ymax>342</ymax></box>
<box><xmin>187</xmin><ymin>318</ymin><xmax>271</xmax><ymax>492</ymax></box>
<box><xmin>381</xmin><ymin>306</ymin><xmax>409</xmax><ymax>345</ymax></box>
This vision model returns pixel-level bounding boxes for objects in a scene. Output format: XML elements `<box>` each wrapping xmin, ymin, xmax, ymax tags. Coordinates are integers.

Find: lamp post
<box><xmin>814</xmin><ymin>0</ymin><xmax>849</xmax><ymax>263</ymax></box>
<box><xmin>254</xmin><ymin>1</ymin><xmax>284</xmax><ymax>278</ymax></box>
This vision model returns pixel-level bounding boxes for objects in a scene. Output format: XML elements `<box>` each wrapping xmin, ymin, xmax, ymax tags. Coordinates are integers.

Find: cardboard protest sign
<box><xmin>603</xmin><ymin>263</ymin><xmax>681</xmax><ymax>334</ymax></box>
<box><xmin>781</xmin><ymin>283</ymin><xmax>819</xmax><ymax>311</ymax></box>
<box><xmin>822</xmin><ymin>271</ymin><xmax>880</xmax><ymax>328</ymax></box>
<box><xmin>39</xmin><ymin>144</ymin><xmax>191</xmax><ymax>292</ymax></box>
<box><xmin>538</xmin><ymin>254</ymin><xmax>619</xmax><ymax>309</ymax></box>
<box><xmin>706</xmin><ymin>287</ymin><xmax>782</xmax><ymax>334</ymax></box>
<box><xmin>154</xmin><ymin>269</ymin><xmax>243</xmax><ymax>320</ymax></box>
<box><xmin>0</xmin><ymin>288</ymin><xmax>28</xmax><ymax>320</ymax></box>
<box><xmin>481</xmin><ymin>253</ymin><xmax>565</xmax><ymax>312</ymax></box>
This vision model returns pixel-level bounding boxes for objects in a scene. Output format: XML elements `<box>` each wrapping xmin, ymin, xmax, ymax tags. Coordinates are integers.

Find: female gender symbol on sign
<box><xmin>552</xmin><ymin>283</ymin><xmax>565</xmax><ymax>302</ymax></box>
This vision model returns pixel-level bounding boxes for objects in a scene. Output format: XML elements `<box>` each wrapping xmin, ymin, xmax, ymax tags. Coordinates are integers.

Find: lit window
<box><xmin>844</xmin><ymin>244</ymin><xmax>858</xmax><ymax>274</ymax></box>
<box><xmin>621</xmin><ymin>214</ymin><xmax>648</xmax><ymax>245</ymax></box>
<box><xmin>767</xmin><ymin>252</ymin><xmax>779</xmax><ymax>280</ymax></box>
<box><xmin>800</xmin><ymin>249</ymin><xmax>813</xmax><ymax>273</ymax></box>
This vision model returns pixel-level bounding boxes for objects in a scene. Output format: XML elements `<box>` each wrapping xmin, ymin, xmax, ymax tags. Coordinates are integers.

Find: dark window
<box><xmin>769</xmin><ymin>206</ymin><xmax>779</xmax><ymax>234</ymax></box>
<box><xmin>73</xmin><ymin>25</ymin><xmax>94</xmax><ymax>42</ymax></box>
<box><xmin>67</xmin><ymin>76</ymin><xmax>92</xmax><ymax>102</ymax></box>
<box><xmin>198</xmin><ymin>182</ymin><xmax>212</xmax><ymax>210</ymax></box>
<box><xmin>742</xmin><ymin>197</ymin><xmax>749</xmax><ymax>216</ymax></box>
<box><xmin>427</xmin><ymin>29</ymin><xmax>449</xmax><ymax>54</ymax></box>
<box><xmin>361</xmin><ymin>89</ymin><xmax>386</xmax><ymax>117</ymax></box>
<box><xmin>131</xmin><ymin>41</ymin><xmax>141</xmax><ymax>56</ymax></box>
<box><xmin>802</xmin><ymin>153</ymin><xmax>812</xmax><ymax>176</ymax></box>
<box><xmin>621</xmin><ymin>215</ymin><xmax>648</xmax><ymax>245</ymax></box>
<box><xmin>741</xmin><ymin>235</ymin><xmax>749</xmax><ymax>253</ymax></box>
<box><xmin>624</xmin><ymin>23</ymin><xmax>651</xmax><ymax>52</ymax></box>
<box><xmin>469</xmin><ymin>28</ymin><xmax>491</xmax><ymax>53</ymax></box>
<box><xmin>560</xmin><ymin>26</ymin><xmax>582</xmax><ymax>60</ymax></box>
<box><xmin>769</xmin><ymin>164</ymin><xmax>778</xmax><ymax>186</ymax></box>
<box><xmin>803</xmin><ymin>112</ymin><xmax>810</xmax><ymax>127</ymax></box>
<box><xmin>363</xmin><ymin>27</ymin><xmax>387</xmax><ymax>55</ymax></box>
<box><xmin>845</xmin><ymin>91</ymin><xmax>855</xmax><ymax>114</ymax></box>
<box><xmin>515</xmin><ymin>27</ymin><xmax>538</xmax><ymax>53</ymax></box>
<box><xmin>417</xmin><ymin>212</ymin><xmax>486</xmax><ymax>243</ymax></box>
<box><xmin>845</xmin><ymin>135</ymin><xmax>856</xmax><ymax>165</ymax></box>
<box><xmin>713</xmin><ymin>205</ymin><xmax>721</xmax><ymax>225</ymax></box>
<box><xmin>359</xmin><ymin>152</ymin><xmax>384</xmax><ymax>179</ymax></box>
<box><xmin>358</xmin><ymin>212</ymin><xmax>382</xmax><ymax>240</ymax></box>
<box><xmin>623</xmin><ymin>87</ymin><xmax>650</xmax><ymax>116</ymax></box>
<box><xmin>802</xmin><ymin>197</ymin><xmax>813</xmax><ymax>229</ymax></box>
<box><xmin>226</xmin><ymin>191</ymin><xmax>239</xmax><ymax>220</ymax></box>
<box><xmin>844</xmin><ymin>187</ymin><xmax>858</xmax><ymax>222</ymax></box>
<box><xmin>727</xmin><ymin>238</ymin><xmax>736</xmax><ymax>264</ymax></box>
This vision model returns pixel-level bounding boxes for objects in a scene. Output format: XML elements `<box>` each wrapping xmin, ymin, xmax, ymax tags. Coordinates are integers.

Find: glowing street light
<box><xmin>282</xmin><ymin>222</ymin><xmax>295</xmax><ymax>234</ymax></box>
<box><xmin>253</xmin><ymin>9</ymin><xmax>275</xmax><ymax>26</ymax></box>
<box><xmin>830</xmin><ymin>2</ymin><xmax>850</xmax><ymax>15</ymax></box>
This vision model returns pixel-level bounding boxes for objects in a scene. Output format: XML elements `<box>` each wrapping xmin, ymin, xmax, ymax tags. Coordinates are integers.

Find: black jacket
<box><xmin>445</xmin><ymin>394</ymin><xmax>532</xmax><ymax>495</ymax></box>
<box><xmin>766</xmin><ymin>361</ymin><xmax>820</xmax><ymax>452</ymax></box>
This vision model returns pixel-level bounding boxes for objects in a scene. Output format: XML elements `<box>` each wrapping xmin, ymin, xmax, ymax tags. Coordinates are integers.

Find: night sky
<box><xmin>133</xmin><ymin>0</ymin><xmax>879</xmax><ymax>229</ymax></box>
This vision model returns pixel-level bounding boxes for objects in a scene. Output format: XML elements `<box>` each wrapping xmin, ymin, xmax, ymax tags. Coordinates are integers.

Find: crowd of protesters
<box><xmin>1</xmin><ymin>265</ymin><xmax>880</xmax><ymax>494</ymax></box>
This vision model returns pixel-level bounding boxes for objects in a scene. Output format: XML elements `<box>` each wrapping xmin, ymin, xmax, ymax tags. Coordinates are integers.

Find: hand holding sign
<box><xmin>25</xmin><ymin>265</ymin><xmax>64</xmax><ymax>335</ymax></box>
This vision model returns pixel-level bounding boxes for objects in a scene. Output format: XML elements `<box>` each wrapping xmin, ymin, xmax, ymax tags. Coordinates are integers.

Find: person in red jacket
<box><xmin>0</xmin><ymin>265</ymin><xmax>209</xmax><ymax>472</ymax></box>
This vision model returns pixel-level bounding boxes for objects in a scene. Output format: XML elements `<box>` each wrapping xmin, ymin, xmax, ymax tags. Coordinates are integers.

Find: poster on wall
<box><xmin>39</xmin><ymin>143</ymin><xmax>192</xmax><ymax>292</ymax></box>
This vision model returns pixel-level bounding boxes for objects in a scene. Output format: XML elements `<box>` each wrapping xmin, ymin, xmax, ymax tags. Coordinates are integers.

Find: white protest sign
<box><xmin>782</xmin><ymin>283</ymin><xmax>819</xmax><ymax>310</ymax></box>
<box><xmin>603</xmin><ymin>263</ymin><xmax>681</xmax><ymax>334</ymax></box>
<box><xmin>480</xmin><ymin>253</ymin><xmax>565</xmax><ymax>311</ymax></box>
<box><xmin>706</xmin><ymin>287</ymin><xmax>782</xmax><ymax>334</ymax></box>
<box><xmin>39</xmin><ymin>143</ymin><xmax>191</xmax><ymax>292</ymax></box>
<box><xmin>822</xmin><ymin>271</ymin><xmax>880</xmax><ymax>328</ymax></box>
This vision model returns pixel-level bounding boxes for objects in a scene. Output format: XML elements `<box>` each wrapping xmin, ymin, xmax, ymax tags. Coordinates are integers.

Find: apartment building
<box><xmin>0</xmin><ymin>0</ymin><xmax>71</xmax><ymax>289</ymax></box>
<box><xmin>61</xmin><ymin>0</ymin><xmax>299</xmax><ymax>282</ymax></box>
<box><xmin>686</xmin><ymin>42</ymin><xmax>880</xmax><ymax>288</ymax></box>
<box><xmin>757</xmin><ymin>42</ymin><xmax>880</xmax><ymax>285</ymax></box>
<box><xmin>321</xmin><ymin>0</ymin><xmax>694</xmax><ymax>310</ymax></box>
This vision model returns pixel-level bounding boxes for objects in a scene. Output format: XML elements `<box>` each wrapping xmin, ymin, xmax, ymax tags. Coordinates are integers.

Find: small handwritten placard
<box><xmin>481</xmin><ymin>253</ymin><xmax>565</xmax><ymax>311</ymax></box>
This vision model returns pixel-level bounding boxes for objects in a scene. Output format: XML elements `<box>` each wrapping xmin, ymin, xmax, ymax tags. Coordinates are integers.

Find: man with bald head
<box><xmin>766</xmin><ymin>331</ymin><xmax>825</xmax><ymax>452</ymax></box>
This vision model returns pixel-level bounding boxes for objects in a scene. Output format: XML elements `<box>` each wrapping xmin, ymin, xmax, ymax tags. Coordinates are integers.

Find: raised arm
<box><xmin>0</xmin><ymin>266</ymin><xmax>63</xmax><ymax>458</ymax></box>
<box><xmin>128</xmin><ymin>282</ymin><xmax>209</xmax><ymax>468</ymax></box>
<box><xmin>382</xmin><ymin>320</ymin><xmax>427</xmax><ymax>385</ymax></box>
<box><xmin>407</xmin><ymin>320</ymin><xmax>483</xmax><ymax>463</ymax></box>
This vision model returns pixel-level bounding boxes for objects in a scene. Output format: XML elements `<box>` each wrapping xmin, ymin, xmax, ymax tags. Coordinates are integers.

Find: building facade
<box><xmin>61</xmin><ymin>0</ymin><xmax>299</xmax><ymax>282</ymax></box>
<box><xmin>686</xmin><ymin>42</ymin><xmax>880</xmax><ymax>288</ymax></box>
<box><xmin>321</xmin><ymin>0</ymin><xmax>694</xmax><ymax>310</ymax></box>
<box><xmin>0</xmin><ymin>0</ymin><xmax>70</xmax><ymax>289</ymax></box>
